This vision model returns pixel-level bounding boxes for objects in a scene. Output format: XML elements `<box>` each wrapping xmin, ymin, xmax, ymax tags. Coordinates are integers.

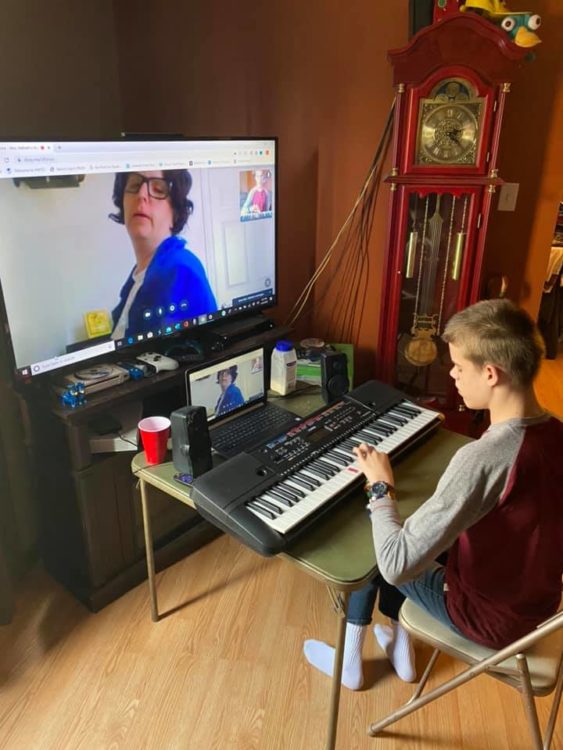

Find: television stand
<box><xmin>21</xmin><ymin>324</ymin><xmax>290</xmax><ymax>612</ymax></box>
<box><xmin>201</xmin><ymin>313</ymin><xmax>276</xmax><ymax>352</ymax></box>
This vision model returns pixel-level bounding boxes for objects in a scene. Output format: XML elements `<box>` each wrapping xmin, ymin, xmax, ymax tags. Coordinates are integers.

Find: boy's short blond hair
<box><xmin>442</xmin><ymin>299</ymin><xmax>545</xmax><ymax>387</ymax></box>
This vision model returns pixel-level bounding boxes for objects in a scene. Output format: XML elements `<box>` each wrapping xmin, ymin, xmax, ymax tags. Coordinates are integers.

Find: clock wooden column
<box><xmin>377</xmin><ymin>13</ymin><xmax>529</xmax><ymax>409</ymax></box>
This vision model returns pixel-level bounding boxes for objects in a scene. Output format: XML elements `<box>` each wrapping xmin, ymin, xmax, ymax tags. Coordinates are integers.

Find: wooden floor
<box><xmin>0</xmin><ymin>350</ymin><xmax>561</xmax><ymax>750</ymax></box>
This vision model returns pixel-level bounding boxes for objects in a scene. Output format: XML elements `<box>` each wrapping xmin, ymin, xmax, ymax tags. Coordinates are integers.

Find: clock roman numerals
<box><xmin>415</xmin><ymin>86</ymin><xmax>483</xmax><ymax>166</ymax></box>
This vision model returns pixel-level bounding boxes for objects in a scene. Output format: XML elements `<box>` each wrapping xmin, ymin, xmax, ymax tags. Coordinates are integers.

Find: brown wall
<box><xmin>0</xmin><ymin>1</ymin><xmax>121</xmax><ymax>138</ymax></box>
<box><xmin>482</xmin><ymin>0</ymin><xmax>563</xmax><ymax>318</ymax></box>
<box><xmin>114</xmin><ymin>0</ymin><xmax>409</xmax><ymax>381</ymax></box>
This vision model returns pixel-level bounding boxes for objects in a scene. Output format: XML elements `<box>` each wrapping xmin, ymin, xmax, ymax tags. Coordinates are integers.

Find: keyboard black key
<box><xmin>382</xmin><ymin>413</ymin><xmax>407</xmax><ymax>427</ymax></box>
<box><xmin>256</xmin><ymin>497</ymin><xmax>283</xmax><ymax>514</ymax></box>
<box><xmin>297</xmin><ymin>471</ymin><xmax>320</xmax><ymax>488</ymax></box>
<box><xmin>356</xmin><ymin>429</ymin><xmax>382</xmax><ymax>443</ymax></box>
<box><xmin>270</xmin><ymin>486</ymin><xmax>297</xmax><ymax>503</ymax></box>
<box><xmin>367</xmin><ymin>422</ymin><xmax>394</xmax><ymax>437</ymax></box>
<box><xmin>313</xmin><ymin>459</ymin><xmax>338</xmax><ymax>477</ymax></box>
<box><xmin>280</xmin><ymin>481</ymin><xmax>305</xmax><ymax>498</ymax></box>
<box><xmin>305</xmin><ymin>464</ymin><xmax>330</xmax><ymax>481</ymax></box>
<box><xmin>325</xmin><ymin>450</ymin><xmax>349</xmax><ymax>466</ymax></box>
<box><xmin>290</xmin><ymin>475</ymin><xmax>316</xmax><ymax>491</ymax></box>
<box><xmin>266</xmin><ymin>489</ymin><xmax>294</xmax><ymax>507</ymax></box>
<box><xmin>247</xmin><ymin>501</ymin><xmax>276</xmax><ymax>520</ymax></box>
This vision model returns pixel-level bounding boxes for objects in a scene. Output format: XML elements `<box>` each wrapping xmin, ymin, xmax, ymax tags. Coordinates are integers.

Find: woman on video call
<box><xmin>215</xmin><ymin>366</ymin><xmax>244</xmax><ymax>416</ymax></box>
<box><xmin>109</xmin><ymin>169</ymin><xmax>217</xmax><ymax>339</ymax></box>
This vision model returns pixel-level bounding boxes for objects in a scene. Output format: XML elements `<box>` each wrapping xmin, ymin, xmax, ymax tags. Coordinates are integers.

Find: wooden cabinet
<box><xmin>23</xmin><ymin>327</ymin><xmax>287</xmax><ymax>611</ymax></box>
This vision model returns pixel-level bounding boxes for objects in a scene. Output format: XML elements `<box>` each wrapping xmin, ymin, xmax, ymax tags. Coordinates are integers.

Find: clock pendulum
<box><xmin>403</xmin><ymin>194</ymin><xmax>442</xmax><ymax>367</ymax></box>
<box><xmin>402</xmin><ymin>192</ymin><xmax>468</xmax><ymax>369</ymax></box>
<box><xmin>450</xmin><ymin>194</ymin><xmax>469</xmax><ymax>282</ymax></box>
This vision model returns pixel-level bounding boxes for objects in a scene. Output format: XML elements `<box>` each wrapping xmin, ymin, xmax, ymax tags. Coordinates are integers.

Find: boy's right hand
<box><xmin>353</xmin><ymin>442</ymin><xmax>395</xmax><ymax>487</ymax></box>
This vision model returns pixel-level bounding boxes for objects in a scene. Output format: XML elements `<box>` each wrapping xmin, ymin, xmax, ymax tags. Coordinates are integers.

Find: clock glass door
<box><xmin>395</xmin><ymin>188</ymin><xmax>477</xmax><ymax>406</ymax></box>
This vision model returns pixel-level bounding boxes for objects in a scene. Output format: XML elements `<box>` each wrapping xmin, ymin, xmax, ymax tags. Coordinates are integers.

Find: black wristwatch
<box><xmin>367</xmin><ymin>480</ymin><xmax>396</xmax><ymax>501</ymax></box>
<box><xmin>365</xmin><ymin>480</ymin><xmax>396</xmax><ymax>513</ymax></box>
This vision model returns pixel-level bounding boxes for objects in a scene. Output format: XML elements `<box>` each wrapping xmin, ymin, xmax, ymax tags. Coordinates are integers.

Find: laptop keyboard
<box><xmin>212</xmin><ymin>406</ymin><xmax>297</xmax><ymax>454</ymax></box>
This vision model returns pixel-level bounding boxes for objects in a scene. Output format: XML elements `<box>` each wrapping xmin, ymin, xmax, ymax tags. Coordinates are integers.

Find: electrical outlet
<box><xmin>498</xmin><ymin>182</ymin><xmax>519</xmax><ymax>212</ymax></box>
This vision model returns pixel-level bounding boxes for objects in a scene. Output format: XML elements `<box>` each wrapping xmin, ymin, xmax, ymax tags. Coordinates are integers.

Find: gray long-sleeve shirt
<box><xmin>369</xmin><ymin>413</ymin><xmax>563</xmax><ymax>647</ymax></box>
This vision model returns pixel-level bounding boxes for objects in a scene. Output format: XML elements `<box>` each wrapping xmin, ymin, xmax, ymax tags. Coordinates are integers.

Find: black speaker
<box><xmin>320</xmin><ymin>351</ymin><xmax>350</xmax><ymax>404</ymax></box>
<box><xmin>171</xmin><ymin>406</ymin><xmax>212</xmax><ymax>477</ymax></box>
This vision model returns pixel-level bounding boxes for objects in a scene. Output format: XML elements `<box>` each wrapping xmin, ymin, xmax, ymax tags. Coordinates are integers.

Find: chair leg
<box><xmin>368</xmin><ymin>653</ymin><xmax>486</xmax><ymax>736</ymax></box>
<box><xmin>407</xmin><ymin>648</ymin><xmax>440</xmax><ymax>705</ymax></box>
<box><xmin>543</xmin><ymin>655</ymin><xmax>563</xmax><ymax>750</ymax></box>
<box><xmin>516</xmin><ymin>654</ymin><xmax>543</xmax><ymax>750</ymax></box>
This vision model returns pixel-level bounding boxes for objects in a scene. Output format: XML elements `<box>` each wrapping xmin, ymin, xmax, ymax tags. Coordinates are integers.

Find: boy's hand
<box><xmin>353</xmin><ymin>442</ymin><xmax>395</xmax><ymax>487</ymax></box>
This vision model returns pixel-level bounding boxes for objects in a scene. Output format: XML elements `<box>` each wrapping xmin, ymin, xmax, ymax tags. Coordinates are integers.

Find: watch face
<box><xmin>415</xmin><ymin>78</ymin><xmax>483</xmax><ymax>167</ymax></box>
<box><xmin>371</xmin><ymin>481</ymin><xmax>390</xmax><ymax>498</ymax></box>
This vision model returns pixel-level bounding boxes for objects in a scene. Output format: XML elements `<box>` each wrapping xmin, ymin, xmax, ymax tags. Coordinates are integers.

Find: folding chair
<box><xmin>368</xmin><ymin>599</ymin><xmax>563</xmax><ymax>749</ymax></box>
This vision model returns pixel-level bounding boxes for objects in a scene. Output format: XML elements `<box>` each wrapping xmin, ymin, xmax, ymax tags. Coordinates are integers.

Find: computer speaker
<box><xmin>170</xmin><ymin>406</ymin><xmax>212</xmax><ymax>477</ymax></box>
<box><xmin>320</xmin><ymin>351</ymin><xmax>349</xmax><ymax>404</ymax></box>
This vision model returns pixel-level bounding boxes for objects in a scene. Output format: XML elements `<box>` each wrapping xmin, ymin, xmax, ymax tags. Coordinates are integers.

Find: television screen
<box><xmin>0</xmin><ymin>137</ymin><xmax>277</xmax><ymax>380</ymax></box>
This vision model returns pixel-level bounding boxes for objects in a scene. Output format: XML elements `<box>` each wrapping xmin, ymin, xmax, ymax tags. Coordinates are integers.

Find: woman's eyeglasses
<box><xmin>124</xmin><ymin>173</ymin><xmax>172</xmax><ymax>200</ymax></box>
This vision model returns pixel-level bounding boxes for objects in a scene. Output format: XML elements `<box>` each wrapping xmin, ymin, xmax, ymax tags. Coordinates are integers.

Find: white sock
<box><xmin>304</xmin><ymin>623</ymin><xmax>366</xmax><ymax>690</ymax></box>
<box><xmin>374</xmin><ymin>619</ymin><xmax>416</xmax><ymax>682</ymax></box>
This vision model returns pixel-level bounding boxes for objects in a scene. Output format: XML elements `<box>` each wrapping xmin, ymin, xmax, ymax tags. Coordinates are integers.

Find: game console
<box><xmin>59</xmin><ymin>364</ymin><xmax>130</xmax><ymax>395</ymax></box>
<box><xmin>88</xmin><ymin>401</ymin><xmax>143</xmax><ymax>454</ymax></box>
<box><xmin>136</xmin><ymin>352</ymin><xmax>179</xmax><ymax>373</ymax></box>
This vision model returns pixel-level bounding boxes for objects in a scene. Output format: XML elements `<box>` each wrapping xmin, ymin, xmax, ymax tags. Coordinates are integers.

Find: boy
<box><xmin>304</xmin><ymin>298</ymin><xmax>563</xmax><ymax>689</ymax></box>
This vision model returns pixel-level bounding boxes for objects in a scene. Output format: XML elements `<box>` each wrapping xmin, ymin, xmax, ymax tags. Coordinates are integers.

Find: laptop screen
<box><xmin>186</xmin><ymin>346</ymin><xmax>267</xmax><ymax>425</ymax></box>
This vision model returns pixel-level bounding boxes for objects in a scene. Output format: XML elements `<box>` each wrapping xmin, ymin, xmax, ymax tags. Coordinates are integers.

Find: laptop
<box><xmin>186</xmin><ymin>345</ymin><xmax>302</xmax><ymax>458</ymax></box>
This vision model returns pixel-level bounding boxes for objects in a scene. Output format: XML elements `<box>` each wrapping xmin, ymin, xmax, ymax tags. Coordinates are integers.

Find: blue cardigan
<box><xmin>216</xmin><ymin>383</ymin><xmax>245</xmax><ymax>416</ymax></box>
<box><xmin>112</xmin><ymin>235</ymin><xmax>217</xmax><ymax>338</ymax></box>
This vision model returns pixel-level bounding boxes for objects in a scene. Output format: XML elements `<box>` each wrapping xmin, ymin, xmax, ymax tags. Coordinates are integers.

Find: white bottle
<box><xmin>270</xmin><ymin>340</ymin><xmax>297</xmax><ymax>396</ymax></box>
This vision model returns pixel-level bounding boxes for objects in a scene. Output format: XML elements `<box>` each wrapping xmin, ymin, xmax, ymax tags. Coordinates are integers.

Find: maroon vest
<box><xmin>445</xmin><ymin>417</ymin><xmax>563</xmax><ymax>648</ymax></box>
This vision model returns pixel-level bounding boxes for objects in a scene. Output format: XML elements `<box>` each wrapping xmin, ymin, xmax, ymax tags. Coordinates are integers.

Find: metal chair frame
<box><xmin>368</xmin><ymin>605</ymin><xmax>563</xmax><ymax>750</ymax></box>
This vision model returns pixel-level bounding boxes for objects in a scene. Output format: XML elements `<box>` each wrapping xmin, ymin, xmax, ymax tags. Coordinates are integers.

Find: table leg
<box><xmin>139</xmin><ymin>476</ymin><xmax>159</xmax><ymax>622</ymax></box>
<box><xmin>326</xmin><ymin>589</ymin><xmax>349</xmax><ymax>750</ymax></box>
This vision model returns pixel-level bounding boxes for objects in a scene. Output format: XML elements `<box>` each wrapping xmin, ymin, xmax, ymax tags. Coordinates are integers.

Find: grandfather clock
<box><xmin>377</xmin><ymin>12</ymin><xmax>529</xmax><ymax>408</ymax></box>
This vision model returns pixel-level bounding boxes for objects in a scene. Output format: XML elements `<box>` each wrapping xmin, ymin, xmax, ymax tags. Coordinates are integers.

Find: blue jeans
<box><xmin>347</xmin><ymin>564</ymin><xmax>463</xmax><ymax>636</ymax></box>
<box><xmin>347</xmin><ymin>574</ymin><xmax>405</xmax><ymax>626</ymax></box>
<box><xmin>397</xmin><ymin>564</ymin><xmax>463</xmax><ymax>634</ymax></box>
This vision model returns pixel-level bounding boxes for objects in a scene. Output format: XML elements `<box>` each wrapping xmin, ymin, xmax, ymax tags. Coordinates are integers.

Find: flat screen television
<box><xmin>0</xmin><ymin>136</ymin><xmax>277</xmax><ymax>381</ymax></box>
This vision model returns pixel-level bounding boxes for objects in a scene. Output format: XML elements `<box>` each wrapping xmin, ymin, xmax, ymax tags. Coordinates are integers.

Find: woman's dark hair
<box><xmin>108</xmin><ymin>169</ymin><xmax>193</xmax><ymax>235</ymax></box>
<box><xmin>216</xmin><ymin>365</ymin><xmax>238</xmax><ymax>383</ymax></box>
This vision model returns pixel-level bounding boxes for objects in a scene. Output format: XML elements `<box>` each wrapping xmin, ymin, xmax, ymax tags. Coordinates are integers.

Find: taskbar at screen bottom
<box><xmin>16</xmin><ymin>294</ymin><xmax>275</xmax><ymax>380</ymax></box>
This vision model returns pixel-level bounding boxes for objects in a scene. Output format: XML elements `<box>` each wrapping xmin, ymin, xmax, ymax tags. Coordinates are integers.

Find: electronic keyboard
<box><xmin>191</xmin><ymin>380</ymin><xmax>444</xmax><ymax>556</ymax></box>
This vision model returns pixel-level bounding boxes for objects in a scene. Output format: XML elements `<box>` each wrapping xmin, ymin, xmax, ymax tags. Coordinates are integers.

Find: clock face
<box><xmin>414</xmin><ymin>77</ymin><xmax>484</xmax><ymax>167</ymax></box>
<box><xmin>417</xmin><ymin>101</ymin><xmax>481</xmax><ymax>165</ymax></box>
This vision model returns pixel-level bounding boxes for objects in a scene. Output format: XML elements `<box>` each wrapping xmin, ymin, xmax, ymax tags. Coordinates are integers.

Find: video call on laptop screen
<box><xmin>187</xmin><ymin>347</ymin><xmax>266</xmax><ymax>423</ymax></box>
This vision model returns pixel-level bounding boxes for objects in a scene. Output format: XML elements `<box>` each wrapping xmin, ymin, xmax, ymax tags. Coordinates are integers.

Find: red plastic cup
<box><xmin>138</xmin><ymin>416</ymin><xmax>171</xmax><ymax>465</ymax></box>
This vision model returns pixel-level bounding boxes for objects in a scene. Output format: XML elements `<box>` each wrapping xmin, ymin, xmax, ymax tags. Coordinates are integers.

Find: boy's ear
<box><xmin>484</xmin><ymin>363</ymin><xmax>503</xmax><ymax>386</ymax></box>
